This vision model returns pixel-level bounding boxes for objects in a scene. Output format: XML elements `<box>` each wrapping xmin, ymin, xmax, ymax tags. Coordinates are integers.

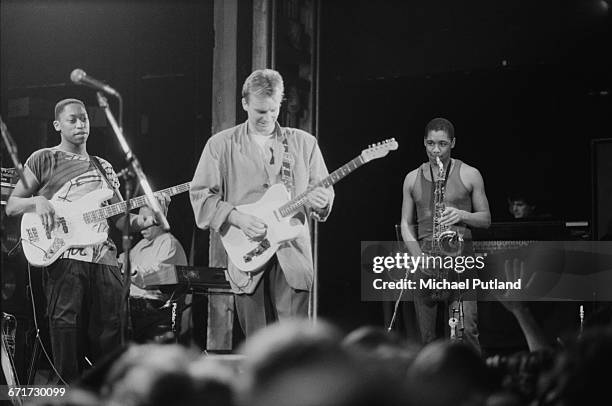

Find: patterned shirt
<box><xmin>25</xmin><ymin>147</ymin><xmax>120</xmax><ymax>266</ymax></box>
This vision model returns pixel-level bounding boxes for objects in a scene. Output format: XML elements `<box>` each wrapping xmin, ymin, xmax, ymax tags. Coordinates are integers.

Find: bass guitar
<box><xmin>220</xmin><ymin>139</ymin><xmax>398</xmax><ymax>272</ymax></box>
<box><xmin>20</xmin><ymin>183</ymin><xmax>190</xmax><ymax>267</ymax></box>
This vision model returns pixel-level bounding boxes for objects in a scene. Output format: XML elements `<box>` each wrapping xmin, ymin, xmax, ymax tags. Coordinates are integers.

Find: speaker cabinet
<box><xmin>591</xmin><ymin>139</ymin><xmax>612</xmax><ymax>240</ymax></box>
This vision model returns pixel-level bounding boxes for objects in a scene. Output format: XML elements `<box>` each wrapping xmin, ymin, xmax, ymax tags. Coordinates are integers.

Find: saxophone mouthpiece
<box><xmin>436</xmin><ymin>156</ymin><xmax>443</xmax><ymax>170</ymax></box>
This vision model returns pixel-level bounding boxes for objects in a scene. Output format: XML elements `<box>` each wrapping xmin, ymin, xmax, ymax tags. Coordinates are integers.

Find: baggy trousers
<box><xmin>234</xmin><ymin>256</ymin><xmax>309</xmax><ymax>338</ymax></box>
<box><xmin>44</xmin><ymin>259</ymin><xmax>124</xmax><ymax>383</ymax></box>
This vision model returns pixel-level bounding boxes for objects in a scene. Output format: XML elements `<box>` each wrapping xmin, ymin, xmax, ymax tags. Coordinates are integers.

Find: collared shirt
<box><xmin>190</xmin><ymin>121</ymin><xmax>334</xmax><ymax>294</ymax></box>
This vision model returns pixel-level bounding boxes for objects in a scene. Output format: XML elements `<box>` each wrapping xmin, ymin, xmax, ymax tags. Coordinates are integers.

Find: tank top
<box><xmin>411</xmin><ymin>159</ymin><xmax>473</xmax><ymax>243</ymax></box>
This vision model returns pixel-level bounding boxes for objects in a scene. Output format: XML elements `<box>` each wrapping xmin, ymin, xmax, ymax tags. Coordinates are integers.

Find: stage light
<box><xmin>597</xmin><ymin>0</ymin><xmax>609</xmax><ymax>13</ymax></box>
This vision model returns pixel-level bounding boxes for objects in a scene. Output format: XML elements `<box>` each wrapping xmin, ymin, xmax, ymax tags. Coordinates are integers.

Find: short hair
<box><xmin>507</xmin><ymin>192</ymin><xmax>535</xmax><ymax>206</ymax></box>
<box><xmin>54</xmin><ymin>98</ymin><xmax>86</xmax><ymax>120</ymax></box>
<box><xmin>241</xmin><ymin>69</ymin><xmax>284</xmax><ymax>101</ymax></box>
<box><xmin>508</xmin><ymin>196</ymin><xmax>532</xmax><ymax>205</ymax></box>
<box><xmin>425</xmin><ymin>117</ymin><xmax>455</xmax><ymax>140</ymax></box>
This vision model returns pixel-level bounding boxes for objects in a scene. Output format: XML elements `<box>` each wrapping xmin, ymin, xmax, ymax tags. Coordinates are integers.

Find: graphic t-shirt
<box><xmin>25</xmin><ymin>147</ymin><xmax>120</xmax><ymax>265</ymax></box>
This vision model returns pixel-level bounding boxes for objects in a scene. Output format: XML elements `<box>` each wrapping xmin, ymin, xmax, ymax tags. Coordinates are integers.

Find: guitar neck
<box><xmin>278</xmin><ymin>156</ymin><xmax>365</xmax><ymax>217</ymax></box>
<box><xmin>84</xmin><ymin>182</ymin><xmax>190</xmax><ymax>223</ymax></box>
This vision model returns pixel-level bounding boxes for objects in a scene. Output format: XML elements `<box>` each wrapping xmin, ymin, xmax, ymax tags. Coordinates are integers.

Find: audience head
<box><xmin>343</xmin><ymin>325</ymin><xmax>419</xmax><ymax>375</ymax></box>
<box><xmin>407</xmin><ymin>340</ymin><xmax>492</xmax><ymax>406</ymax></box>
<box><xmin>238</xmin><ymin>318</ymin><xmax>406</xmax><ymax>406</ymax></box>
<box><xmin>101</xmin><ymin>344</ymin><xmax>199</xmax><ymax>406</ymax></box>
<box><xmin>188</xmin><ymin>356</ymin><xmax>236</xmax><ymax>406</ymax></box>
<box><xmin>536</xmin><ymin>327</ymin><xmax>612</xmax><ymax>406</ymax></box>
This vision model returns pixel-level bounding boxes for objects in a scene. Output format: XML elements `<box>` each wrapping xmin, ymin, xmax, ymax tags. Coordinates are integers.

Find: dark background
<box><xmin>316</xmin><ymin>0</ymin><xmax>611</xmax><ymax>330</ymax></box>
<box><xmin>0</xmin><ymin>0</ymin><xmax>214</xmax><ymax>251</ymax></box>
<box><xmin>1</xmin><ymin>0</ymin><xmax>611</xmax><ymax>335</ymax></box>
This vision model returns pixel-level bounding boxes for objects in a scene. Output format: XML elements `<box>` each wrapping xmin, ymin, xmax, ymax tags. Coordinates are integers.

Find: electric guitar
<box><xmin>220</xmin><ymin>139</ymin><xmax>398</xmax><ymax>273</ymax></box>
<box><xmin>20</xmin><ymin>182</ymin><xmax>190</xmax><ymax>267</ymax></box>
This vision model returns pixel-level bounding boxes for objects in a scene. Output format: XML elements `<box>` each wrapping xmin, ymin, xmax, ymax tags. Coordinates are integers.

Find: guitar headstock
<box><xmin>361</xmin><ymin>138</ymin><xmax>399</xmax><ymax>162</ymax></box>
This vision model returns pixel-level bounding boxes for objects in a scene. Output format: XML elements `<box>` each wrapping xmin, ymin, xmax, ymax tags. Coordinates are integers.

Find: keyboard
<box><xmin>133</xmin><ymin>263</ymin><xmax>230</xmax><ymax>291</ymax></box>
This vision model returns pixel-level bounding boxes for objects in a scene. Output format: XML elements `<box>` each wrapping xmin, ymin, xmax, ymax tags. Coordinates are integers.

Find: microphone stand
<box><xmin>96</xmin><ymin>92</ymin><xmax>170</xmax><ymax>344</ymax></box>
<box><xmin>117</xmin><ymin>94</ymin><xmax>123</xmax><ymax>133</ymax></box>
<box><xmin>120</xmin><ymin>167</ymin><xmax>134</xmax><ymax>346</ymax></box>
<box><xmin>1</xmin><ymin>116</ymin><xmax>29</xmax><ymax>189</ymax></box>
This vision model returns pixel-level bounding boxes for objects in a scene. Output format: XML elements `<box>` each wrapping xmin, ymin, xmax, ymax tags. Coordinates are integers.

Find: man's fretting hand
<box><xmin>305</xmin><ymin>186</ymin><xmax>331</xmax><ymax>210</ymax></box>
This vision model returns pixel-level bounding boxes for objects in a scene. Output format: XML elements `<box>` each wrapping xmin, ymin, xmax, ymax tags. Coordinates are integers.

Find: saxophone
<box><xmin>432</xmin><ymin>156</ymin><xmax>464</xmax><ymax>257</ymax></box>
<box><xmin>419</xmin><ymin>156</ymin><xmax>464</xmax><ymax>301</ymax></box>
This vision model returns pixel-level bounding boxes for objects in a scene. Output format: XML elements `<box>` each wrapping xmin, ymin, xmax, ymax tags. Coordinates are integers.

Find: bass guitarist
<box><xmin>5</xmin><ymin>98</ymin><xmax>161</xmax><ymax>383</ymax></box>
<box><xmin>190</xmin><ymin>69</ymin><xmax>334</xmax><ymax>337</ymax></box>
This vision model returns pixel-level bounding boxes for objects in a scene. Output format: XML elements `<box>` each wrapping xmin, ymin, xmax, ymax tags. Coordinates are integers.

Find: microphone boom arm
<box><xmin>95</xmin><ymin>92</ymin><xmax>170</xmax><ymax>231</ymax></box>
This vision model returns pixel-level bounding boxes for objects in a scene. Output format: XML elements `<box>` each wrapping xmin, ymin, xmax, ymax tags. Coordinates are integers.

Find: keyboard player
<box><xmin>119</xmin><ymin>206</ymin><xmax>188</xmax><ymax>343</ymax></box>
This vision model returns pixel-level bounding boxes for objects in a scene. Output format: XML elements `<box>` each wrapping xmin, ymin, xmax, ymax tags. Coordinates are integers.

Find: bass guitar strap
<box><xmin>90</xmin><ymin>156</ymin><xmax>124</xmax><ymax>202</ymax></box>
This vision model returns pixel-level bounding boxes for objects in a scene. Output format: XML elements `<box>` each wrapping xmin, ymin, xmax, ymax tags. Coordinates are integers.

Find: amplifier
<box><xmin>1</xmin><ymin>167</ymin><xmax>16</xmax><ymax>205</ymax></box>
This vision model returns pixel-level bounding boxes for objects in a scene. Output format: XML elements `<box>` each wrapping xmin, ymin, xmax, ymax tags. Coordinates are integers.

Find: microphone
<box><xmin>70</xmin><ymin>69</ymin><xmax>119</xmax><ymax>97</ymax></box>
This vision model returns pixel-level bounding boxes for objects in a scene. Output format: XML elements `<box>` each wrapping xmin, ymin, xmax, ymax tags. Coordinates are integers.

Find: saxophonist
<box><xmin>400</xmin><ymin>117</ymin><xmax>491</xmax><ymax>352</ymax></box>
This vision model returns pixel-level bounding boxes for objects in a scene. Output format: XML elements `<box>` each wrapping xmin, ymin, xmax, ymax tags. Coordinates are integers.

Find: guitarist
<box><xmin>190</xmin><ymin>69</ymin><xmax>334</xmax><ymax>337</ymax></box>
<box><xmin>5</xmin><ymin>98</ymin><xmax>161</xmax><ymax>383</ymax></box>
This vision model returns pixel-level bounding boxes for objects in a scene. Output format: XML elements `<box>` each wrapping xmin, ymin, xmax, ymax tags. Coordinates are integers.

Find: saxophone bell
<box><xmin>437</xmin><ymin>229</ymin><xmax>464</xmax><ymax>257</ymax></box>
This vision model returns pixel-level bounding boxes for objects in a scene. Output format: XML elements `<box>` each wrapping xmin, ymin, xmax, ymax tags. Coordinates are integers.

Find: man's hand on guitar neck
<box><xmin>305</xmin><ymin>186</ymin><xmax>331</xmax><ymax>210</ymax></box>
<box><xmin>129</xmin><ymin>192</ymin><xmax>171</xmax><ymax>231</ymax></box>
<box><xmin>155</xmin><ymin>192</ymin><xmax>171</xmax><ymax>216</ymax></box>
<box><xmin>228</xmin><ymin>210</ymin><xmax>267</xmax><ymax>239</ymax></box>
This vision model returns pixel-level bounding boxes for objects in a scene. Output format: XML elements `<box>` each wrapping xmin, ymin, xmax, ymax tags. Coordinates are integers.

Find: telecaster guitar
<box><xmin>20</xmin><ymin>182</ymin><xmax>190</xmax><ymax>267</ymax></box>
<box><xmin>221</xmin><ymin>139</ymin><xmax>399</xmax><ymax>273</ymax></box>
